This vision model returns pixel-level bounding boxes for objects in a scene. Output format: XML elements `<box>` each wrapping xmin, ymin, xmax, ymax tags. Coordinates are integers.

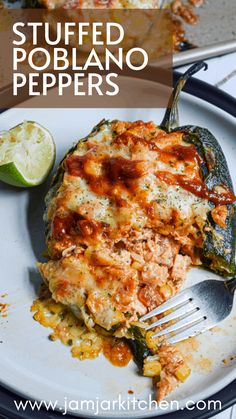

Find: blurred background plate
<box><xmin>174</xmin><ymin>0</ymin><xmax>236</xmax><ymax>66</ymax></box>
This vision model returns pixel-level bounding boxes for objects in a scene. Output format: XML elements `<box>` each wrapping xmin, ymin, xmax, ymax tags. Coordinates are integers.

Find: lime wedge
<box><xmin>0</xmin><ymin>121</ymin><xmax>55</xmax><ymax>187</ymax></box>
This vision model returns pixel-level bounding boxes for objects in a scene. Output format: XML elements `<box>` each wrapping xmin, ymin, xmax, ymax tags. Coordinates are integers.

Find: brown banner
<box><xmin>0</xmin><ymin>9</ymin><xmax>173</xmax><ymax>108</ymax></box>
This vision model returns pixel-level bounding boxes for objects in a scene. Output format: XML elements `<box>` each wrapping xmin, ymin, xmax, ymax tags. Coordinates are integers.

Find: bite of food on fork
<box><xmin>140</xmin><ymin>277</ymin><xmax>236</xmax><ymax>345</ymax></box>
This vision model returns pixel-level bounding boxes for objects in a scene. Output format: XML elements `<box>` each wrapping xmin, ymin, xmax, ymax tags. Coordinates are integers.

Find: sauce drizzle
<box><xmin>65</xmin><ymin>141</ymin><xmax>236</xmax><ymax>212</ymax></box>
<box><xmin>156</xmin><ymin>171</ymin><xmax>235</xmax><ymax>206</ymax></box>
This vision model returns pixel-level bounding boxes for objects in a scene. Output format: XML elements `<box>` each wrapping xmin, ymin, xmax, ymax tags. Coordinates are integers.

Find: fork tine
<box><xmin>140</xmin><ymin>290</ymin><xmax>191</xmax><ymax>322</ymax></box>
<box><xmin>152</xmin><ymin>311</ymin><xmax>205</xmax><ymax>338</ymax></box>
<box><xmin>145</xmin><ymin>303</ymin><xmax>196</xmax><ymax>330</ymax></box>
<box><xmin>166</xmin><ymin>320</ymin><xmax>209</xmax><ymax>345</ymax></box>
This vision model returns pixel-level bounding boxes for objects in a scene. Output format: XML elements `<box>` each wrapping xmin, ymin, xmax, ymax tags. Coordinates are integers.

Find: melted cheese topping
<box><xmin>48</xmin><ymin>120</ymin><xmax>210</xmax><ymax>243</ymax></box>
<box><xmin>38</xmin><ymin>120</ymin><xmax>215</xmax><ymax>333</ymax></box>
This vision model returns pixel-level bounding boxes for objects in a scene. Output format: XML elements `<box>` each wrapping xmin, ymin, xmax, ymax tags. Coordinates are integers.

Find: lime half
<box><xmin>0</xmin><ymin>121</ymin><xmax>55</xmax><ymax>187</ymax></box>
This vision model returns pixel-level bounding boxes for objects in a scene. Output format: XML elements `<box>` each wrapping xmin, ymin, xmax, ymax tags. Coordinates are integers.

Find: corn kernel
<box><xmin>47</xmin><ymin>301</ymin><xmax>64</xmax><ymax>314</ymax></box>
<box><xmin>146</xmin><ymin>331</ymin><xmax>158</xmax><ymax>350</ymax></box>
<box><xmin>143</xmin><ymin>356</ymin><xmax>162</xmax><ymax>377</ymax></box>
<box><xmin>31</xmin><ymin>301</ymin><xmax>39</xmax><ymax>312</ymax></box>
<box><xmin>160</xmin><ymin>284</ymin><xmax>172</xmax><ymax>299</ymax></box>
<box><xmin>48</xmin><ymin>334</ymin><xmax>57</xmax><ymax>342</ymax></box>
<box><xmin>33</xmin><ymin>311</ymin><xmax>41</xmax><ymax>321</ymax></box>
<box><xmin>175</xmin><ymin>364</ymin><xmax>191</xmax><ymax>381</ymax></box>
<box><xmin>84</xmin><ymin>247</ymin><xmax>92</xmax><ymax>260</ymax></box>
<box><xmin>84</xmin><ymin>160</ymin><xmax>102</xmax><ymax>176</ymax></box>
<box><xmin>131</xmin><ymin>261</ymin><xmax>142</xmax><ymax>270</ymax></box>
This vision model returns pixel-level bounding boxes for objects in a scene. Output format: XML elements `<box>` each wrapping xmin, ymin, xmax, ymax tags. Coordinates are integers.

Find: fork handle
<box><xmin>225</xmin><ymin>277</ymin><xmax>236</xmax><ymax>295</ymax></box>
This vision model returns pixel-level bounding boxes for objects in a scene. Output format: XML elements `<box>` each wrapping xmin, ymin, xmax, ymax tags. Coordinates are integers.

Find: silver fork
<box><xmin>140</xmin><ymin>278</ymin><xmax>236</xmax><ymax>345</ymax></box>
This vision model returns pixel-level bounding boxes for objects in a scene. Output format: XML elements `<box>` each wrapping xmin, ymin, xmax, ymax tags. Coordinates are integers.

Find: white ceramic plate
<box><xmin>0</xmin><ymin>79</ymin><xmax>236</xmax><ymax>418</ymax></box>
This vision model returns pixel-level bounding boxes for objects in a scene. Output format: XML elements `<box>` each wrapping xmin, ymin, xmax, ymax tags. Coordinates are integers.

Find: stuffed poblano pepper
<box><xmin>36</xmin><ymin>62</ymin><xmax>236</xmax><ymax>402</ymax></box>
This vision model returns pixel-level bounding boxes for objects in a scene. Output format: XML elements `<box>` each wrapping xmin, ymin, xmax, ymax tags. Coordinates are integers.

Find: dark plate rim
<box><xmin>0</xmin><ymin>69</ymin><xmax>236</xmax><ymax>419</ymax></box>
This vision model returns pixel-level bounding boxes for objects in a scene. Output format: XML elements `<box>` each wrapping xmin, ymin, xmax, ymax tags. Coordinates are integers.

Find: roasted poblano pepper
<box><xmin>161</xmin><ymin>61</ymin><xmax>236</xmax><ymax>277</ymax></box>
<box><xmin>126</xmin><ymin>63</ymin><xmax>236</xmax><ymax>370</ymax></box>
<box><xmin>127</xmin><ymin>326</ymin><xmax>152</xmax><ymax>371</ymax></box>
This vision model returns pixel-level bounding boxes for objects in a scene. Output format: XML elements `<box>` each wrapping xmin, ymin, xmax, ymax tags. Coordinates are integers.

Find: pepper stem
<box><xmin>161</xmin><ymin>61</ymin><xmax>208</xmax><ymax>132</ymax></box>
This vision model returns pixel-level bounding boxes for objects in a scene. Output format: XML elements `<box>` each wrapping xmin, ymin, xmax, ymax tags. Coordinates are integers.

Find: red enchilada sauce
<box><xmin>54</xmin><ymin>139</ymin><xmax>235</xmax><ymax>240</ymax></box>
<box><xmin>52</xmin><ymin>213</ymin><xmax>105</xmax><ymax>240</ymax></box>
<box><xmin>65</xmin><ymin>154</ymin><xmax>146</xmax><ymax>205</ymax></box>
<box><xmin>158</xmin><ymin>143</ymin><xmax>202</xmax><ymax>165</ymax></box>
<box><xmin>103</xmin><ymin>339</ymin><xmax>132</xmax><ymax>367</ymax></box>
<box><xmin>65</xmin><ymin>154</ymin><xmax>145</xmax><ymax>181</ymax></box>
<box><xmin>114</xmin><ymin>131</ymin><xmax>201</xmax><ymax>165</ymax></box>
<box><xmin>65</xmin><ymin>146</ymin><xmax>235</xmax><ymax>207</ymax></box>
<box><xmin>156</xmin><ymin>171</ymin><xmax>235</xmax><ymax>206</ymax></box>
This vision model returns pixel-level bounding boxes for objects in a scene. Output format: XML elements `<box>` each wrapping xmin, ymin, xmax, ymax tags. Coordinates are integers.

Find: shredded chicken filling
<box><xmin>35</xmin><ymin>120</ymin><xmax>226</xmax><ymax>401</ymax></box>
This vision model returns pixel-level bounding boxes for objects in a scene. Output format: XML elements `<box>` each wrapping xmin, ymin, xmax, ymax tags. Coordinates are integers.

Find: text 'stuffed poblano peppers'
<box><xmin>161</xmin><ymin>61</ymin><xmax>236</xmax><ymax>277</ymax></box>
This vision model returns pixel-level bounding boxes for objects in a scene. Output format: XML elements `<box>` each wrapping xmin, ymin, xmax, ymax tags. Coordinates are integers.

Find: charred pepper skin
<box><xmin>161</xmin><ymin>62</ymin><xmax>236</xmax><ymax>277</ymax></box>
<box><xmin>127</xmin><ymin>326</ymin><xmax>153</xmax><ymax>371</ymax></box>
<box><xmin>181</xmin><ymin>127</ymin><xmax>236</xmax><ymax>276</ymax></box>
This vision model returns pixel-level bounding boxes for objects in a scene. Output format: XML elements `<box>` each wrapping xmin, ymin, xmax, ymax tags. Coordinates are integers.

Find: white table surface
<box><xmin>179</xmin><ymin>50</ymin><xmax>236</xmax><ymax>419</ymax></box>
